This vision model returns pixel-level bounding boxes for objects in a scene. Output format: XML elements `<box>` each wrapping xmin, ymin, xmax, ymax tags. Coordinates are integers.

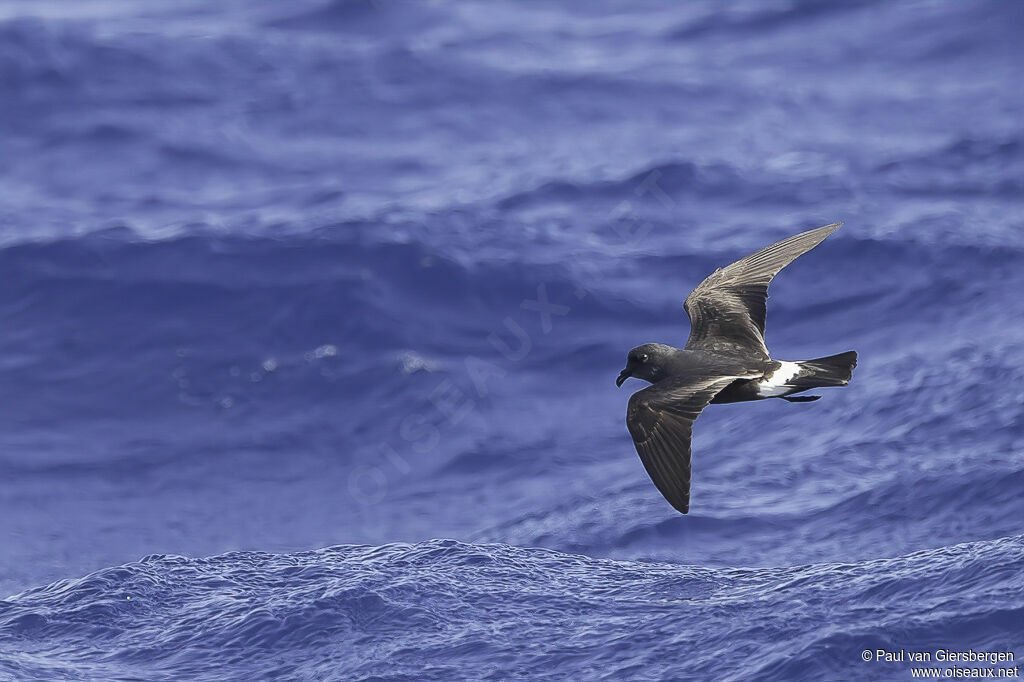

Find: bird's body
<box><xmin>617</xmin><ymin>223</ymin><xmax>857</xmax><ymax>514</ymax></box>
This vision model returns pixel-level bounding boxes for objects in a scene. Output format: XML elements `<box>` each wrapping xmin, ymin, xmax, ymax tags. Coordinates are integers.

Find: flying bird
<box><xmin>616</xmin><ymin>222</ymin><xmax>856</xmax><ymax>514</ymax></box>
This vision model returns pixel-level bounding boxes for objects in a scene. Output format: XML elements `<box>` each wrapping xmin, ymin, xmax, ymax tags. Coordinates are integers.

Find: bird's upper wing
<box><xmin>683</xmin><ymin>222</ymin><xmax>842</xmax><ymax>359</ymax></box>
<box><xmin>626</xmin><ymin>373</ymin><xmax>757</xmax><ymax>514</ymax></box>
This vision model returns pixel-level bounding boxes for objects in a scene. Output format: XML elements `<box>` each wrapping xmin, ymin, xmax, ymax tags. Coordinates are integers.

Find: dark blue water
<box><xmin>2</xmin><ymin>1</ymin><xmax>1023</xmax><ymax>679</ymax></box>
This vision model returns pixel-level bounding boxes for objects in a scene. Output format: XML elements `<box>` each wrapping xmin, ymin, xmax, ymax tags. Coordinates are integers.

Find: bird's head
<box><xmin>616</xmin><ymin>343</ymin><xmax>674</xmax><ymax>387</ymax></box>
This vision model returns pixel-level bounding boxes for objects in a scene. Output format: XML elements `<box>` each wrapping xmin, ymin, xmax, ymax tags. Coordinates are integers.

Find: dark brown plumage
<box><xmin>617</xmin><ymin>223</ymin><xmax>857</xmax><ymax>514</ymax></box>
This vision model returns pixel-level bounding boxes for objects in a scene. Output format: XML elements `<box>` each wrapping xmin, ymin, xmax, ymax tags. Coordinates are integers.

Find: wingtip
<box><xmin>799</xmin><ymin>221</ymin><xmax>841</xmax><ymax>244</ymax></box>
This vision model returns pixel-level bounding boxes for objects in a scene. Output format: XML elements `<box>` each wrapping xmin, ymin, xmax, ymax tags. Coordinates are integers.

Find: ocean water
<box><xmin>1</xmin><ymin>1</ymin><xmax>1022</xmax><ymax>680</ymax></box>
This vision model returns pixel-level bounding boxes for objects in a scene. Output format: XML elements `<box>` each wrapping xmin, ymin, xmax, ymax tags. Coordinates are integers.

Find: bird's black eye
<box><xmin>639</xmin><ymin>354</ymin><xmax>648</xmax><ymax>363</ymax></box>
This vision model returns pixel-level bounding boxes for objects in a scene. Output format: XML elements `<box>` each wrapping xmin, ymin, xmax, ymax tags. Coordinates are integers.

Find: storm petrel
<box><xmin>616</xmin><ymin>222</ymin><xmax>857</xmax><ymax>514</ymax></box>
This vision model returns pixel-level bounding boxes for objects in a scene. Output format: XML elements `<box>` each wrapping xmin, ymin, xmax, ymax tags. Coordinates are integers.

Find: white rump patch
<box><xmin>756</xmin><ymin>361</ymin><xmax>803</xmax><ymax>397</ymax></box>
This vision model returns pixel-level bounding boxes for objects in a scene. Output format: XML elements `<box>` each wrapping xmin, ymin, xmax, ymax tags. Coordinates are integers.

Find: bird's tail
<box><xmin>791</xmin><ymin>350</ymin><xmax>858</xmax><ymax>389</ymax></box>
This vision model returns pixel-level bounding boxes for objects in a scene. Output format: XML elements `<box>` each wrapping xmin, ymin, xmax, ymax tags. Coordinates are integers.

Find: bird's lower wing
<box><xmin>626</xmin><ymin>374</ymin><xmax>756</xmax><ymax>514</ymax></box>
<box><xmin>683</xmin><ymin>222</ymin><xmax>841</xmax><ymax>358</ymax></box>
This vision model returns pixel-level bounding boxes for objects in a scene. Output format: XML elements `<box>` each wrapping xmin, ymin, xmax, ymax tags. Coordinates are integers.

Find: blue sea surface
<box><xmin>1</xmin><ymin>1</ymin><xmax>1023</xmax><ymax>679</ymax></box>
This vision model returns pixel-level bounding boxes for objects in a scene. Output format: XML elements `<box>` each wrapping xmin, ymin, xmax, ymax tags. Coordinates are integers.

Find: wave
<box><xmin>1</xmin><ymin>537</ymin><xmax>1021</xmax><ymax>680</ymax></box>
<box><xmin>667</xmin><ymin>0</ymin><xmax>884</xmax><ymax>42</ymax></box>
<box><xmin>2</xmin><ymin>229</ymin><xmax>1022</xmax><ymax>470</ymax></box>
<box><xmin>265</xmin><ymin>0</ymin><xmax>444</xmax><ymax>35</ymax></box>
